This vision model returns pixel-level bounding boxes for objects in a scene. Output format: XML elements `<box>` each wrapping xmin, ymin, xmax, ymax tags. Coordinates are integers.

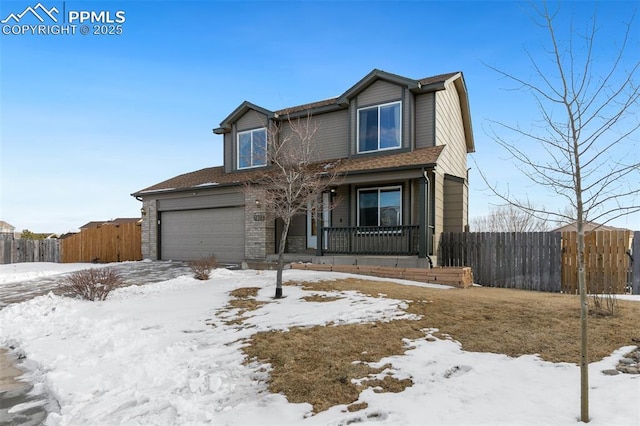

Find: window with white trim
<box><xmin>237</xmin><ymin>128</ymin><xmax>267</xmax><ymax>169</ymax></box>
<box><xmin>357</xmin><ymin>101</ymin><xmax>401</xmax><ymax>153</ymax></box>
<box><xmin>357</xmin><ymin>186</ymin><xmax>402</xmax><ymax>226</ymax></box>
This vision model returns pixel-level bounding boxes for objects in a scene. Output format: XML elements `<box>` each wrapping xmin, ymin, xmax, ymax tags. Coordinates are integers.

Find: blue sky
<box><xmin>1</xmin><ymin>0</ymin><xmax>638</xmax><ymax>233</ymax></box>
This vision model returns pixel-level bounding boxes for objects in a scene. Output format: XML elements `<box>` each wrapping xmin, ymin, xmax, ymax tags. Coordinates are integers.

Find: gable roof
<box><xmin>214</xmin><ymin>101</ymin><xmax>276</xmax><ymax>134</ymax></box>
<box><xmin>133</xmin><ymin>145</ymin><xmax>445</xmax><ymax>196</ymax></box>
<box><xmin>212</xmin><ymin>70</ymin><xmax>474</xmax><ymax>153</ymax></box>
<box><xmin>337</xmin><ymin>69</ymin><xmax>419</xmax><ymax>103</ymax></box>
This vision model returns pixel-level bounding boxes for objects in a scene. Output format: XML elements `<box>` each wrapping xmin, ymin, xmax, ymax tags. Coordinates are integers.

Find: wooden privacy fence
<box><xmin>0</xmin><ymin>238</ymin><xmax>61</xmax><ymax>264</ymax></box>
<box><xmin>440</xmin><ymin>231</ymin><xmax>636</xmax><ymax>293</ymax></box>
<box><xmin>561</xmin><ymin>230</ymin><xmax>631</xmax><ymax>294</ymax></box>
<box><xmin>61</xmin><ymin>222</ymin><xmax>142</xmax><ymax>263</ymax></box>
<box><xmin>440</xmin><ymin>232</ymin><xmax>562</xmax><ymax>292</ymax></box>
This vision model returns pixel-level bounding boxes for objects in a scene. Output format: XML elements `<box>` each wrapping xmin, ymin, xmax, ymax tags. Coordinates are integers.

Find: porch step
<box><xmin>290</xmin><ymin>264</ymin><xmax>473</xmax><ymax>288</ymax></box>
<box><xmin>264</xmin><ymin>254</ymin><xmax>316</xmax><ymax>264</ymax></box>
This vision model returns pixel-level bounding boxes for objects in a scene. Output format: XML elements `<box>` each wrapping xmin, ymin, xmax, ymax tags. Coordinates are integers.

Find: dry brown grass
<box><xmin>239</xmin><ymin>278</ymin><xmax>640</xmax><ymax>413</ymax></box>
<box><xmin>244</xmin><ymin>324</ymin><xmax>419</xmax><ymax>413</ymax></box>
<box><xmin>292</xmin><ymin>278</ymin><xmax>639</xmax><ymax>362</ymax></box>
<box><xmin>217</xmin><ymin>287</ymin><xmax>265</xmax><ymax>325</ymax></box>
<box><xmin>301</xmin><ymin>294</ymin><xmax>344</xmax><ymax>303</ymax></box>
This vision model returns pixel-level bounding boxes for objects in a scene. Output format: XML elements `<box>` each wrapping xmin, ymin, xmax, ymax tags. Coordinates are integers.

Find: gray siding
<box><xmin>236</xmin><ymin>110</ymin><xmax>268</xmax><ymax>131</ymax></box>
<box><xmin>349</xmin><ymin>99</ymin><xmax>357</xmax><ymax>155</ymax></box>
<box><xmin>331</xmin><ymin>186</ymin><xmax>350</xmax><ymax>227</ymax></box>
<box><xmin>435</xmin><ymin>81</ymin><xmax>468</xmax><ymax>177</ymax></box>
<box><xmin>279</xmin><ymin>110</ymin><xmax>349</xmax><ymax>162</ymax></box>
<box><xmin>157</xmin><ymin>190</ymin><xmax>244</xmax><ymax>211</ymax></box>
<box><xmin>312</xmin><ymin>110</ymin><xmax>349</xmax><ymax>161</ymax></box>
<box><xmin>443</xmin><ymin>175</ymin><xmax>467</xmax><ymax>232</ymax></box>
<box><xmin>403</xmin><ymin>88</ymin><xmax>411</xmax><ymax>150</ymax></box>
<box><xmin>357</xmin><ymin>80</ymin><xmax>403</xmax><ymax>106</ymax></box>
<box><xmin>415</xmin><ymin>92</ymin><xmax>435</xmax><ymax>148</ymax></box>
<box><xmin>224</xmin><ymin>133</ymin><xmax>233</xmax><ymax>173</ymax></box>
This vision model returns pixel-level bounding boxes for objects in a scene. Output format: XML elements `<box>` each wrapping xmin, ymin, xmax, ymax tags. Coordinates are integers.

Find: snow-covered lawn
<box><xmin>0</xmin><ymin>263</ymin><xmax>638</xmax><ymax>425</ymax></box>
<box><xmin>0</xmin><ymin>262</ymin><xmax>106</xmax><ymax>285</ymax></box>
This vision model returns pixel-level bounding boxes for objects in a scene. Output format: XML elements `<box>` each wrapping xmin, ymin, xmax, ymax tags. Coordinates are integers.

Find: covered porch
<box><xmin>305</xmin><ymin>165</ymin><xmax>437</xmax><ymax>262</ymax></box>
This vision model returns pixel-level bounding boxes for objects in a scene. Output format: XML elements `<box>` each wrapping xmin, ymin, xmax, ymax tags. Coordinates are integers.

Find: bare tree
<box><xmin>471</xmin><ymin>203</ymin><xmax>550</xmax><ymax>232</ymax></box>
<box><xmin>480</xmin><ymin>2</ymin><xmax>640</xmax><ymax>422</ymax></box>
<box><xmin>243</xmin><ymin>115</ymin><xmax>341</xmax><ymax>298</ymax></box>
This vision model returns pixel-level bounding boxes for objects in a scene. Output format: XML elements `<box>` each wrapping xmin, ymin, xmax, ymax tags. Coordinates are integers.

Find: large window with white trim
<box><xmin>237</xmin><ymin>128</ymin><xmax>267</xmax><ymax>169</ymax></box>
<box><xmin>357</xmin><ymin>101</ymin><xmax>401</xmax><ymax>153</ymax></box>
<box><xmin>357</xmin><ymin>186</ymin><xmax>402</xmax><ymax>227</ymax></box>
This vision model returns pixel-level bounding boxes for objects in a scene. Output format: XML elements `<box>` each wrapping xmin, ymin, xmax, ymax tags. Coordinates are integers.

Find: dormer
<box><xmin>214</xmin><ymin>101</ymin><xmax>276</xmax><ymax>173</ymax></box>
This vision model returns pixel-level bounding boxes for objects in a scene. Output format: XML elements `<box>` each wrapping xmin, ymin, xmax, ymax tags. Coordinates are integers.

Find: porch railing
<box><xmin>318</xmin><ymin>225</ymin><xmax>420</xmax><ymax>256</ymax></box>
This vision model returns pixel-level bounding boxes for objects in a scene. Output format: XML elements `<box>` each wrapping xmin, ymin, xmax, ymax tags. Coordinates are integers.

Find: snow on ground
<box><xmin>1</xmin><ymin>264</ymin><xmax>639</xmax><ymax>426</ymax></box>
<box><xmin>0</xmin><ymin>262</ymin><xmax>108</xmax><ymax>285</ymax></box>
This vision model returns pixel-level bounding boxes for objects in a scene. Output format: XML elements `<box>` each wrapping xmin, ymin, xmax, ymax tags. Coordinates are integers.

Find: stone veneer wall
<box><xmin>141</xmin><ymin>199</ymin><xmax>158</xmax><ymax>260</ymax></box>
<box><xmin>244</xmin><ymin>192</ymin><xmax>275</xmax><ymax>260</ymax></box>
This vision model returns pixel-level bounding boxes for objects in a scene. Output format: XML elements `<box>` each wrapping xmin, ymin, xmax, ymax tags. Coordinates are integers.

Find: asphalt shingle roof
<box><xmin>134</xmin><ymin>145</ymin><xmax>445</xmax><ymax>195</ymax></box>
<box><xmin>273</xmin><ymin>72</ymin><xmax>460</xmax><ymax>117</ymax></box>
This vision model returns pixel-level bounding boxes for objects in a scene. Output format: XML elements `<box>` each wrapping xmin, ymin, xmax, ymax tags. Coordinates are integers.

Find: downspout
<box><xmin>466</xmin><ymin>168</ymin><xmax>471</xmax><ymax>232</ymax></box>
<box><xmin>422</xmin><ymin>169</ymin><xmax>433</xmax><ymax>268</ymax></box>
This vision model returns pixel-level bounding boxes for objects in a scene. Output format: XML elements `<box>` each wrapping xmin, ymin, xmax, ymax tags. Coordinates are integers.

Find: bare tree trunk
<box><xmin>571</xmin><ymin>100</ymin><xmax>589</xmax><ymax>422</ymax></box>
<box><xmin>576</xmin><ymin>211</ymin><xmax>589</xmax><ymax>422</ymax></box>
<box><xmin>275</xmin><ymin>217</ymin><xmax>291</xmax><ymax>299</ymax></box>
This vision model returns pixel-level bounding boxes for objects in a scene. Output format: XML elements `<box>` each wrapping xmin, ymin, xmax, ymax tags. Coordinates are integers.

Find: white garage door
<box><xmin>160</xmin><ymin>207</ymin><xmax>245</xmax><ymax>263</ymax></box>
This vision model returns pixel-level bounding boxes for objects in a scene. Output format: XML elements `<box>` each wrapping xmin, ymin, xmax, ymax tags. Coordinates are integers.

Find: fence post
<box><xmin>633</xmin><ymin>231</ymin><xmax>639</xmax><ymax>295</ymax></box>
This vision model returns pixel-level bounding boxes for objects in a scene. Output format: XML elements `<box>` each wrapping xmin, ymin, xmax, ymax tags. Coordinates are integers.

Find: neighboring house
<box><xmin>552</xmin><ymin>221</ymin><xmax>632</xmax><ymax>233</ymax></box>
<box><xmin>58</xmin><ymin>232</ymin><xmax>78</xmax><ymax>240</ymax></box>
<box><xmin>133</xmin><ymin>69</ymin><xmax>475</xmax><ymax>265</ymax></box>
<box><xmin>79</xmin><ymin>218</ymin><xmax>142</xmax><ymax>230</ymax></box>
<box><xmin>0</xmin><ymin>221</ymin><xmax>15</xmax><ymax>240</ymax></box>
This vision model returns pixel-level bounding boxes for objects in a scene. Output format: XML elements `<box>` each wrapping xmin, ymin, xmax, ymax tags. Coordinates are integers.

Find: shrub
<box><xmin>590</xmin><ymin>292</ymin><xmax>618</xmax><ymax>317</ymax></box>
<box><xmin>61</xmin><ymin>268</ymin><xmax>123</xmax><ymax>301</ymax></box>
<box><xmin>189</xmin><ymin>256</ymin><xmax>218</xmax><ymax>280</ymax></box>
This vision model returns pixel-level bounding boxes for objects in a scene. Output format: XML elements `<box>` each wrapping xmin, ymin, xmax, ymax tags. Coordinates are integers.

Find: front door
<box><xmin>307</xmin><ymin>193</ymin><xmax>330</xmax><ymax>249</ymax></box>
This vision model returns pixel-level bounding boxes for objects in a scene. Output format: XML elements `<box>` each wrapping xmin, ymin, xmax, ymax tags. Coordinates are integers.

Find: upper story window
<box><xmin>357</xmin><ymin>101</ymin><xmax>401</xmax><ymax>153</ymax></box>
<box><xmin>237</xmin><ymin>128</ymin><xmax>267</xmax><ymax>169</ymax></box>
<box><xmin>357</xmin><ymin>186</ymin><xmax>402</xmax><ymax>227</ymax></box>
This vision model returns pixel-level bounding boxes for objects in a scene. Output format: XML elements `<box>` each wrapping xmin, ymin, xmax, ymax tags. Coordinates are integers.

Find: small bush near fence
<box><xmin>590</xmin><ymin>293</ymin><xmax>618</xmax><ymax>317</ymax></box>
<box><xmin>60</xmin><ymin>268</ymin><xmax>123</xmax><ymax>301</ymax></box>
<box><xmin>188</xmin><ymin>256</ymin><xmax>218</xmax><ymax>280</ymax></box>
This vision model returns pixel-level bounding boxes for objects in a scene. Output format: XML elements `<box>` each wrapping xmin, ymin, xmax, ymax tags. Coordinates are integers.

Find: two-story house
<box><xmin>132</xmin><ymin>69</ymin><xmax>475</xmax><ymax>266</ymax></box>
